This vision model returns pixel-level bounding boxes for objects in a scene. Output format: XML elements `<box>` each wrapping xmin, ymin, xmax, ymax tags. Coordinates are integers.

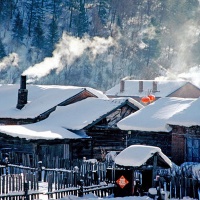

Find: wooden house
<box><xmin>83</xmin><ymin>98</ymin><xmax>143</xmax><ymax>161</ymax></box>
<box><xmin>105</xmin><ymin>78</ymin><xmax>200</xmax><ymax>105</ymax></box>
<box><xmin>0</xmin><ymin>75</ymin><xmax>109</xmax><ymax>165</ymax></box>
<box><xmin>0</xmin><ymin>90</ymin><xmax>143</xmax><ymax>166</ymax></box>
<box><xmin>0</xmin><ymin>75</ymin><xmax>107</xmax><ymax>125</ymax></box>
<box><xmin>117</xmin><ymin>97</ymin><xmax>196</xmax><ymax>165</ymax></box>
<box><xmin>167</xmin><ymin>98</ymin><xmax>200</xmax><ymax>165</ymax></box>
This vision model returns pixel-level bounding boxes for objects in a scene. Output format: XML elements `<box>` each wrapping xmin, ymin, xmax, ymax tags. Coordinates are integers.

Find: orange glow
<box><xmin>141</xmin><ymin>96</ymin><xmax>150</xmax><ymax>104</ymax></box>
<box><xmin>148</xmin><ymin>94</ymin><xmax>155</xmax><ymax>102</ymax></box>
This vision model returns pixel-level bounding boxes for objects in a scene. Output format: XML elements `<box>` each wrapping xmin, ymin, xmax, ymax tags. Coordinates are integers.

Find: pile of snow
<box><xmin>115</xmin><ymin>145</ymin><xmax>172</xmax><ymax>168</ymax></box>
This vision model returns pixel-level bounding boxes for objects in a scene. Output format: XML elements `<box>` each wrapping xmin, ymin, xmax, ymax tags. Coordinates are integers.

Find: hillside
<box><xmin>0</xmin><ymin>0</ymin><xmax>200</xmax><ymax>90</ymax></box>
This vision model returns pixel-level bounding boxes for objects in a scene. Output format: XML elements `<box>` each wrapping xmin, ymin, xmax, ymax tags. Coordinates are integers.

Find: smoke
<box><xmin>155</xmin><ymin>21</ymin><xmax>200</xmax><ymax>88</ymax></box>
<box><xmin>23</xmin><ymin>33</ymin><xmax>114</xmax><ymax>83</ymax></box>
<box><xmin>0</xmin><ymin>53</ymin><xmax>19</xmax><ymax>70</ymax></box>
<box><xmin>170</xmin><ymin>22</ymin><xmax>200</xmax><ymax>73</ymax></box>
<box><xmin>178</xmin><ymin>66</ymin><xmax>200</xmax><ymax>87</ymax></box>
<box><xmin>155</xmin><ymin>65</ymin><xmax>200</xmax><ymax>87</ymax></box>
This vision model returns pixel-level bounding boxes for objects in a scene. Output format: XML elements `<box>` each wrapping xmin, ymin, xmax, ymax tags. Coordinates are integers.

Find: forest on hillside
<box><xmin>0</xmin><ymin>0</ymin><xmax>200</xmax><ymax>90</ymax></box>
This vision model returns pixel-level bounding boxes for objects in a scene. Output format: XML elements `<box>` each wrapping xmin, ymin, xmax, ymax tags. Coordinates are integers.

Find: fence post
<box><xmin>37</xmin><ymin>161</ymin><xmax>42</xmax><ymax>181</ymax></box>
<box><xmin>5</xmin><ymin>157</ymin><xmax>9</xmax><ymax>175</ymax></box>
<box><xmin>24</xmin><ymin>182</ymin><xmax>29</xmax><ymax>200</ymax></box>
<box><xmin>73</xmin><ymin>166</ymin><xmax>79</xmax><ymax>186</ymax></box>
<box><xmin>78</xmin><ymin>179</ymin><xmax>84</xmax><ymax>197</ymax></box>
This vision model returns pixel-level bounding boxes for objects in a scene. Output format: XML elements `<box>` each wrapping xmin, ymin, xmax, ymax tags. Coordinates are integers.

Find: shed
<box><xmin>115</xmin><ymin>145</ymin><xmax>172</xmax><ymax>169</ymax></box>
<box><xmin>114</xmin><ymin>145</ymin><xmax>172</xmax><ymax>195</ymax></box>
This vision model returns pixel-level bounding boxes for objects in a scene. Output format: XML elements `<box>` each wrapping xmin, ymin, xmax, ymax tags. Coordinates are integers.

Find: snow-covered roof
<box><xmin>0</xmin><ymin>97</ymin><xmax>142</xmax><ymax>140</ymax></box>
<box><xmin>117</xmin><ymin>97</ymin><xmax>195</xmax><ymax>132</ymax></box>
<box><xmin>44</xmin><ymin>97</ymin><xmax>141</xmax><ymax>130</ymax></box>
<box><xmin>115</xmin><ymin>145</ymin><xmax>172</xmax><ymax>168</ymax></box>
<box><xmin>0</xmin><ymin>84</ymin><xmax>107</xmax><ymax>119</ymax></box>
<box><xmin>167</xmin><ymin>97</ymin><xmax>200</xmax><ymax>127</ymax></box>
<box><xmin>0</xmin><ymin>124</ymin><xmax>89</xmax><ymax>140</ymax></box>
<box><xmin>105</xmin><ymin>80</ymin><xmax>187</xmax><ymax>97</ymax></box>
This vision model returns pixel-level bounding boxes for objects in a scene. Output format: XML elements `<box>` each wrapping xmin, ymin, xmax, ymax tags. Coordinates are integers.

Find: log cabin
<box><xmin>0</xmin><ymin>75</ymin><xmax>109</xmax><ymax>165</ymax></box>
<box><xmin>0</xmin><ymin>75</ymin><xmax>107</xmax><ymax>125</ymax></box>
<box><xmin>167</xmin><ymin>97</ymin><xmax>200</xmax><ymax>165</ymax></box>
<box><xmin>117</xmin><ymin>97</ymin><xmax>198</xmax><ymax>165</ymax></box>
<box><xmin>0</xmin><ymin>78</ymin><xmax>143</xmax><ymax>166</ymax></box>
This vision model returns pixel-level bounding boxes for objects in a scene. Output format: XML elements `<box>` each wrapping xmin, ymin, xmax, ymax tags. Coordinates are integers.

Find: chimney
<box><xmin>120</xmin><ymin>79</ymin><xmax>125</xmax><ymax>93</ymax></box>
<box><xmin>139</xmin><ymin>81</ymin><xmax>143</xmax><ymax>92</ymax></box>
<box><xmin>152</xmin><ymin>81</ymin><xmax>157</xmax><ymax>92</ymax></box>
<box><xmin>16</xmin><ymin>75</ymin><xmax>28</xmax><ymax>109</ymax></box>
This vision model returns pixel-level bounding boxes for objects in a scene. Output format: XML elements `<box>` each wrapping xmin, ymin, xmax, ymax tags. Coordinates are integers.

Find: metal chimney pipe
<box><xmin>120</xmin><ymin>79</ymin><xmax>125</xmax><ymax>93</ymax></box>
<box><xmin>152</xmin><ymin>81</ymin><xmax>157</xmax><ymax>92</ymax></box>
<box><xmin>16</xmin><ymin>75</ymin><xmax>28</xmax><ymax>110</ymax></box>
<box><xmin>20</xmin><ymin>75</ymin><xmax>26</xmax><ymax>89</ymax></box>
<box><xmin>139</xmin><ymin>81</ymin><xmax>143</xmax><ymax>92</ymax></box>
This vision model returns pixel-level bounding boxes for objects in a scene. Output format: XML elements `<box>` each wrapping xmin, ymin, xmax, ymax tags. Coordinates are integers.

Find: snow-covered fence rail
<box><xmin>42</xmin><ymin>161</ymin><xmax>108</xmax><ymax>188</ymax></box>
<box><xmin>0</xmin><ymin>190</ymin><xmax>42</xmax><ymax>200</ymax></box>
<box><xmin>44</xmin><ymin>183</ymin><xmax>115</xmax><ymax>199</ymax></box>
<box><xmin>0</xmin><ymin>164</ymin><xmax>41</xmax><ymax>200</ymax></box>
<box><xmin>0</xmin><ymin>173</ymin><xmax>42</xmax><ymax>200</ymax></box>
<box><xmin>43</xmin><ymin>167</ymin><xmax>107</xmax><ymax>192</ymax></box>
<box><xmin>0</xmin><ymin>174</ymin><xmax>24</xmax><ymax>194</ymax></box>
<box><xmin>0</xmin><ymin>173</ymin><xmax>39</xmax><ymax>192</ymax></box>
<box><xmin>82</xmin><ymin>184</ymin><xmax>115</xmax><ymax>197</ymax></box>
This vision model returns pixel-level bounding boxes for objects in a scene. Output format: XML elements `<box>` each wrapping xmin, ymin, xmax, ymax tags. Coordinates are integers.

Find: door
<box><xmin>186</xmin><ymin>138</ymin><xmax>200</xmax><ymax>162</ymax></box>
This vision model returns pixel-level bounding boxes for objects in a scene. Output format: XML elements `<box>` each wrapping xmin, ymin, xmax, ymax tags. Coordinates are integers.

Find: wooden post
<box><xmin>37</xmin><ymin>161</ymin><xmax>42</xmax><ymax>181</ymax></box>
<box><xmin>78</xmin><ymin>179</ymin><xmax>84</xmax><ymax>197</ymax></box>
<box><xmin>24</xmin><ymin>182</ymin><xmax>29</xmax><ymax>200</ymax></box>
<box><xmin>152</xmin><ymin>154</ymin><xmax>157</xmax><ymax>187</ymax></box>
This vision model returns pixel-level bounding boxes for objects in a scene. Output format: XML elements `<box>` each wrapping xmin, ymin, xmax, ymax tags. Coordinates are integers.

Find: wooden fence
<box><xmin>0</xmin><ymin>162</ymin><xmax>113</xmax><ymax>199</ymax></box>
<box><xmin>0</xmin><ymin>151</ymin><xmax>114</xmax><ymax>169</ymax></box>
<box><xmin>0</xmin><ymin>162</ymin><xmax>199</xmax><ymax>199</ymax></box>
<box><xmin>45</xmin><ymin>184</ymin><xmax>115</xmax><ymax>199</ymax></box>
<box><xmin>156</xmin><ymin>168</ymin><xmax>200</xmax><ymax>199</ymax></box>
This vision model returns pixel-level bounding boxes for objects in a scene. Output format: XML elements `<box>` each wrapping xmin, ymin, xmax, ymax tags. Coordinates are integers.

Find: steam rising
<box><xmin>155</xmin><ymin>66</ymin><xmax>200</xmax><ymax>87</ymax></box>
<box><xmin>0</xmin><ymin>53</ymin><xmax>19</xmax><ymax>69</ymax></box>
<box><xmin>178</xmin><ymin>66</ymin><xmax>200</xmax><ymax>87</ymax></box>
<box><xmin>23</xmin><ymin>33</ymin><xmax>114</xmax><ymax>83</ymax></box>
<box><xmin>155</xmin><ymin>22</ymin><xmax>200</xmax><ymax>88</ymax></box>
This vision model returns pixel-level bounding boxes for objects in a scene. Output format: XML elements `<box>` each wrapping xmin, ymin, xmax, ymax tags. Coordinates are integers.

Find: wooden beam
<box><xmin>152</xmin><ymin>154</ymin><xmax>157</xmax><ymax>187</ymax></box>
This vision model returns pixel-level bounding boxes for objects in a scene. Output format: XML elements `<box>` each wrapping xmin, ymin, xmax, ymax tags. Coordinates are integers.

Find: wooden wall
<box><xmin>127</xmin><ymin>131</ymin><xmax>172</xmax><ymax>159</ymax></box>
<box><xmin>87</xmin><ymin>129</ymin><xmax>127</xmax><ymax>161</ymax></box>
<box><xmin>87</xmin><ymin>129</ymin><xmax>172</xmax><ymax>161</ymax></box>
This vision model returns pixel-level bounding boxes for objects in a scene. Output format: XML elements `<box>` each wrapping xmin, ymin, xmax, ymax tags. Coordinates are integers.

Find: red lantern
<box><xmin>141</xmin><ymin>96</ymin><xmax>150</xmax><ymax>104</ymax></box>
<box><xmin>148</xmin><ymin>94</ymin><xmax>155</xmax><ymax>102</ymax></box>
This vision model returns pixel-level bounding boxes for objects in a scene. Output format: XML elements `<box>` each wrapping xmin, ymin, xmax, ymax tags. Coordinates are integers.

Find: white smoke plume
<box><xmin>155</xmin><ymin>22</ymin><xmax>200</xmax><ymax>88</ymax></box>
<box><xmin>23</xmin><ymin>33</ymin><xmax>114</xmax><ymax>83</ymax></box>
<box><xmin>178</xmin><ymin>66</ymin><xmax>200</xmax><ymax>87</ymax></box>
<box><xmin>0</xmin><ymin>53</ymin><xmax>19</xmax><ymax>70</ymax></box>
<box><xmin>155</xmin><ymin>65</ymin><xmax>200</xmax><ymax>88</ymax></box>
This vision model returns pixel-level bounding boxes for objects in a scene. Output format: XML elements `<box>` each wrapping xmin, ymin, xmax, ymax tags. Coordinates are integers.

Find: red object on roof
<box><xmin>148</xmin><ymin>94</ymin><xmax>155</xmax><ymax>102</ymax></box>
<box><xmin>141</xmin><ymin>96</ymin><xmax>150</xmax><ymax>104</ymax></box>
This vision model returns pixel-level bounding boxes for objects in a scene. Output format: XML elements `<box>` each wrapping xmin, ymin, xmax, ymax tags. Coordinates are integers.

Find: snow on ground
<box><xmin>37</xmin><ymin>181</ymin><xmax>198</xmax><ymax>200</ymax></box>
<box><xmin>60</xmin><ymin>193</ymin><xmax>151</xmax><ymax>200</ymax></box>
<box><xmin>60</xmin><ymin>194</ymin><xmax>197</xmax><ymax>200</ymax></box>
<box><xmin>35</xmin><ymin>147</ymin><xmax>200</xmax><ymax>200</ymax></box>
